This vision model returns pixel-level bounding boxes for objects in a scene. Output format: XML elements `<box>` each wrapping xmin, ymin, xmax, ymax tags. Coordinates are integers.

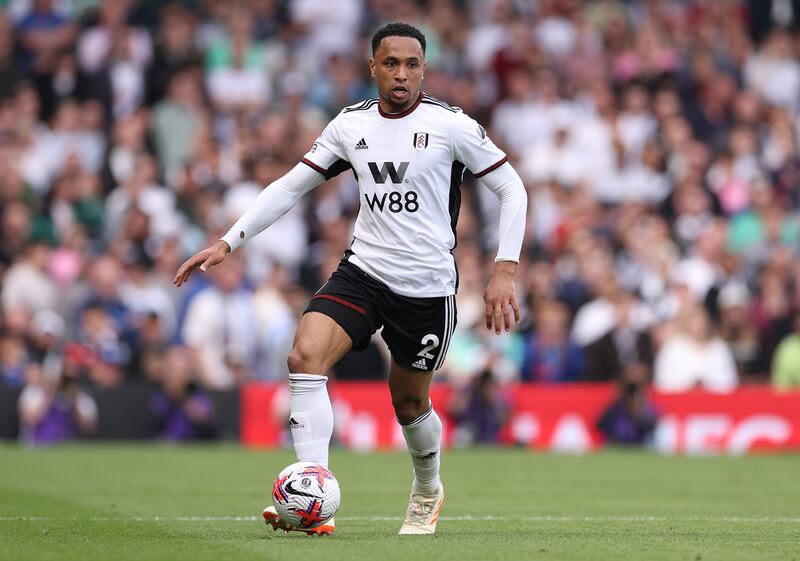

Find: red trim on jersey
<box><xmin>302</xmin><ymin>158</ymin><xmax>327</xmax><ymax>175</ymax></box>
<box><xmin>378</xmin><ymin>93</ymin><xmax>423</xmax><ymax>119</ymax></box>
<box><xmin>312</xmin><ymin>294</ymin><xmax>366</xmax><ymax>315</ymax></box>
<box><xmin>473</xmin><ymin>156</ymin><xmax>508</xmax><ymax>178</ymax></box>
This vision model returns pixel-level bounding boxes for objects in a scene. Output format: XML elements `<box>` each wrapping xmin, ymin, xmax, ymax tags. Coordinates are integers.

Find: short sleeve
<box><xmin>301</xmin><ymin>113</ymin><xmax>351</xmax><ymax>180</ymax></box>
<box><xmin>452</xmin><ymin>112</ymin><xmax>508</xmax><ymax>178</ymax></box>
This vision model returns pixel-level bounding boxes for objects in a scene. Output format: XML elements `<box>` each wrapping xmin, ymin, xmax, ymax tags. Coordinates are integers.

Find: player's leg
<box><xmin>286</xmin><ymin>261</ymin><xmax>380</xmax><ymax>469</ymax></box>
<box><xmin>265</xmin><ymin>261</ymin><xmax>380</xmax><ymax>535</ymax></box>
<box><xmin>389</xmin><ymin>361</ymin><xmax>445</xmax><ymax>535</ymax></box>
<box><xmin>286</xmin><ymin>311</ymin><xmax>352</xmax><ymax>468</ymax></box>
<box><xmin>264</xmin><ymin>311</ymin><xmax>351</xmax><ymax>535</ymax></box>
<box><xmin>389</xmin><ymin>363</ymin><xmax>442</xmax><ymax>490</ymax></box>
<box><xmin>382</xmin><ymin>293</ymin><xmax>455</xmax><ymax>534</ymax></box>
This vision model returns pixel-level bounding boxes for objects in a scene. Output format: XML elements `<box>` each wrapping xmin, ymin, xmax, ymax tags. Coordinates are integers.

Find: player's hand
<box><xmin>173</xmin><ymin>240</ymin><xmax>231</xmax><ymax>287</ymax></box>
<box><xmin>483</xmin><ymin>261</ymin><xmax>521</xmax><ymax>335</ymax></box>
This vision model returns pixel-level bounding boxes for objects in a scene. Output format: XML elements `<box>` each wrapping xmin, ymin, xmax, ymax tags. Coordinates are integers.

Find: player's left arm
<box><xmin>451</xmin><ymin>111</ymin><xmax>528</xmax><ymax>334</ymax></box>
<box><xmin>478</xmin><ymin>163</ymin><xmax>527</xmax><ymax>334</ymax></box>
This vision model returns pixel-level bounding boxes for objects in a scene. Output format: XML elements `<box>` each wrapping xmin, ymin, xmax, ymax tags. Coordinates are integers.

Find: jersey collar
<box><xmin>378</xmin><ymin>92</ymin><xmax>423</xmax><ymax>119</ymax></box>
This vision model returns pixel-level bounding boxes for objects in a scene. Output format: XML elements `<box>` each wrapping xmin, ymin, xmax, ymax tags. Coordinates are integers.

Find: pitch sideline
<box><xmin>0</xmin><ymin>515</ymin><xmax>798</xmax><ymax>523</ymax></box>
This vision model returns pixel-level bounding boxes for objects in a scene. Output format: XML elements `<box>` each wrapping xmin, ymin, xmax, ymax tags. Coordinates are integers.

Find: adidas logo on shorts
<box><xmin>288</xmin><ymin>417</ymin><xmax>305</xmax><ymax>429</ymax></box>
<box><xmin>355</xmin><ymin>138</ymin><xmax>369</xmax><ymax>150</ymax></box>
<box><xmin>411</xmin><ymin>358</ymin><xmax>428</xmax><ymax>370</ymax></box>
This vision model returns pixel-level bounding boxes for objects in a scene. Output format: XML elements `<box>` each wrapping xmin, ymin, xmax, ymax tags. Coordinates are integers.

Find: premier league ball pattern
<box><xmin>272</xmin><ymin>462</ymin><xmax>340</xmax><ymax>529</ymax></box>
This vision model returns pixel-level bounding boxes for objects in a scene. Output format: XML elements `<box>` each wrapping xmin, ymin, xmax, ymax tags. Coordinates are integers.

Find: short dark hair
<box><xmin>371</xmin><ymin>22</ymin><xmax>426</xmax><ymax>55</ymax></box>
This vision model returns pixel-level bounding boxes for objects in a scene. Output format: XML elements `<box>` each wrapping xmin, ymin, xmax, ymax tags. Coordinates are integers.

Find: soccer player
<box><xmin>173</xmin><ymin>22</ymin><xmax>527</xmax><ymax>535</ymax></box>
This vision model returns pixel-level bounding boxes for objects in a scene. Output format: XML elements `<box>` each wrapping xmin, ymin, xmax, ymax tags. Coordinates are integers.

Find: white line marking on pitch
<box><xmin>0</xmin><ymin>515</ymin><xmax>798</xmax><ymax>523</ymax></box>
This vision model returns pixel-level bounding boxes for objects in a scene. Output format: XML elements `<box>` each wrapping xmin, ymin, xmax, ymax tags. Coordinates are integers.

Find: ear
<box><xmin>369</xmin><ymin>57</ymin><xmax>376</xmax><ymax>78</ymax></box>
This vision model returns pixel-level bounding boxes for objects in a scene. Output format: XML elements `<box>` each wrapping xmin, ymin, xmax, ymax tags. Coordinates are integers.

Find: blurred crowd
<box><xmin>2</xmin><ymin>0</ymin><xmax>800</xmax><ymax>443</ymax></box>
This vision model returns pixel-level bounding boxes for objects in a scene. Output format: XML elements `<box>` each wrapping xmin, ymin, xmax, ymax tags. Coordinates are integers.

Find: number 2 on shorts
<box><xmin>417</xmin><ymin>334</ymin><xmax>440</xmax><ymax>360</ymax></box>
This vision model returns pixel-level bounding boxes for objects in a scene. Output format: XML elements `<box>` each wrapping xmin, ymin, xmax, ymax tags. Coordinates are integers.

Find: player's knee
<box><xmin>393</xmin><ymin>396</ymin><xmax>428</xmax><ymax>425</ymax></box>
<box><xmin>287</xmin><ymin>346</ymin><xmax>324</xmax><ymax>374</ymax></box>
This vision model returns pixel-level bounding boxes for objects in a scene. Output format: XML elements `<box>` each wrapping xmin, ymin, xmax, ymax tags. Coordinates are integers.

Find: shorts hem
<box><xmin>303</xmin><ymin>300</ymin><xmax>371</xmax><ymax>351</ymax></box>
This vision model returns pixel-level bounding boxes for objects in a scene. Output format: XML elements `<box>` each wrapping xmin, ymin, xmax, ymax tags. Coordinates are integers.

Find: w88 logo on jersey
<box><xmin>364</xmin><ymin>191</ymin><xmax>419</xmax><ymax>213</ymax></box>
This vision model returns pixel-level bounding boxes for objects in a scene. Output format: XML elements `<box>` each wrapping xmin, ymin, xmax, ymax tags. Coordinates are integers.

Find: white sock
<box><xmin>401</xmin><ymin>405</ymin><xmax>442</xmax><ymax>495</ymax></box>
<box><xmin>288</xmin><ymin>373</ymin><xmax>333</xmax><ymax>468</ymax></box>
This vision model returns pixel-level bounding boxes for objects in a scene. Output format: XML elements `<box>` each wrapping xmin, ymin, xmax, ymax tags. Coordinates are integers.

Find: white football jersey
<box><xmin>301</xmin><ymin>93</ymin><xmax>508</xmax><ymax>297</ymax></box>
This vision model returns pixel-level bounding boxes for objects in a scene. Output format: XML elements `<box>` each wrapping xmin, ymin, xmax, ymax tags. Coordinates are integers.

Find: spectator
<box><xmin>716</xmin><ymin>282</ymin><xmax>760</xmax><ymax>379</ymax></box>
<box><xmin>654</xmin><ymin>305</ymin><xmax>738</xmax><ymax>393</ymax></box>
<box><xmin>670</xmin><ymin>219</ymin><xmax>727</xmax><ymax>303</ymax></box>
<box><xmin>308</xmin><ymin>54</ymin><xmax>370</xmax><ymax>118</ymax></box>
<box><xmin>250</xmin><ymin>265</ymin><xmax>299</xmax><ymax>381</ymax></box>
<box><xmin>15</xmin><ymin>0</ymin><xmax>77</xmax><ymax>74</ymax></box>
<box><xmin>596</xmin><ymin>364</ymin><xmax>659</xmax><ymax>446</ymax></box>
<box><xmin>105</xmin><ymin>153</ymin><xmax>179</xmax><ymax>243</ymax></box>
<box><xmin>37</xmin><ymin>49</ymin><xmax>81</xmax><ymax>120</ymax></box>
<box><xmin>492</xmin><ymin>67</ymin><xmax>563</xmax><ymax>158</ymax></box>
<box><xmin>72</xmin><ymin>254</ymin><xmax>131</xmax><ymax>332</ymax></box>
<box><xmin>449</xmin><ymin>369</ymin><xmax>510</xmax><ymax>446</ymax></box>
<box><xmin>65</xmin><ymin>302</ymin><xmax>130</xmax><ymax>387</ymax></box>
<box><xmin>0</xmin><ymin>203</ymin><xmax>33</xmax><ymax>274</ymax></box>
<box><xmin>26</xmin><ymin>309</ymin><xmax>65</xmax><ymax>380</ymax></box>
<box><xmin>18</xmin><ymin>365</ymin><xmax>97</xmax><ymax>445</ymax></box>
<box><xmin>582</xmin><ymin>293</ymin><xmax>654</xmax><ymax>383</ymax></box>
<box><xmin>2</xmin><ymin>239</ymin><xmax>57</xmax><ymax>316</ymax></box>
<box><xmin>48</xmin><ymin>100</ymin><xmax>106</xmax><ymax>176</ymax></box>
<box><xmin>150</xmin><ymin>345</ymin><xmax>215</xmax><ymax>441</ymax></box>
<box><xmin>520</xmin><ymin>299</ymin><xmax>584</xmax><ymax>383</ymax></box>
<box><xmin>771</xmin><ymin>311</ymin><xmax>800</xmax><ymax>390</ymax></box>
<box><xmin>150</xmin><ymin>67</ymin><xmax>204</xmax><ymax>181</ymax></box>
<box><xmin>147</xmin><ymin>4</ymin><xmax>202</xmax><ymax>105</ymax></box>
<box><xmin>181</xmin><ymin>249</ymin><xmax>257</xmax><ymax>389</ymax></box>
<box><xmin>102</xmin><ymin>109</ymin><xmax>149</xmax><ymax>191</ymax></box>
<box><xmin>749</xmin><ymin>266</ymin><xmax>794</xmax><ymax>375</ymax></box>
<box><xmin>205</xmin><ymin>8</ymin><xmax>269</xmax><ymax>114</ymax></box>
<box><xmin>0</xmin><ymin>14</ymin><xmax>25</xmax><ymax>100</ymax></box>
<box><xmin>288</xmin><ymin>0</ymin><xmax>362</xmax><ymax>63</ymax></box>
<box><xmin>119</xmin><ymin>248</ymin><xmax>176</xmax><ymax>339</ymax></box>
<box><xmin>0</xmin><ymin>333</ymin><xmax>29</xmax><ymax>387</ymax></box>
<box><xmin>78</xmin><ymin>0</ymin><xmax>152</xmax><ymax>119</ymax></box>
<box><xmin>572</xmin><ymin>271</ymin><xmax>653</xmax><ymax>381</ymax></box>
<box><xmin>743</xmin><ymin>28</ymin><xmax>800</xmax><ymax>112</ymax></box>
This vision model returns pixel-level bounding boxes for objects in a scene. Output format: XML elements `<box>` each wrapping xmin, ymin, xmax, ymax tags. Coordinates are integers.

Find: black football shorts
<box><xmin>304</xmin><ymin>259</ymin><xmax>456</xmax><ymax>372</ymax></box>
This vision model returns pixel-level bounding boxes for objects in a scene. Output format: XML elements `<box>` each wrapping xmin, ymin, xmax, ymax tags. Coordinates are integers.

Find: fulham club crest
<box><xmin>413</xmin><ymin>132</ymin><xmax>429</xmax><ymax>151</ymax></box>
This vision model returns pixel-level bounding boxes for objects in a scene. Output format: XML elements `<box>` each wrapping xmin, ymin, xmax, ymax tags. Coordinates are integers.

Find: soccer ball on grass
<box><xmin>272</xmin><ymin>461</ymin><xmax>340</xmax><ymax>529</ymax></box>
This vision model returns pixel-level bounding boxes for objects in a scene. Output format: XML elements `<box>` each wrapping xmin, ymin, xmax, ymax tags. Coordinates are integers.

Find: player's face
<box><xmin>369</xmin><ymin>36</ymin><xmax>426</xmax><ymax>112</ymax></box>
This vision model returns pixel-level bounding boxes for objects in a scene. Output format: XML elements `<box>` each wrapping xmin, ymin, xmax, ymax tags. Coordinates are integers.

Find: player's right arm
<box><xmin>172</xmin><ymin>163</ymin><xmax>325</xmax><ymax>286</ymax></box>
<box><xmin>174</xmin><ymin>114</ymin><xmax>349</xmax><ymax>287</ymax></box>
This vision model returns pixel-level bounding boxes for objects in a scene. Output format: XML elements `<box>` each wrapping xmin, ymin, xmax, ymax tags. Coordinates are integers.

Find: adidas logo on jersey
<box><xmin>355</xmin><ymin>138</ymin><xmax>369</xmax><ymax>150</ymax></box>
<box><xmin>411</xmin><ymin>358</ymin><xmax>428</xmax><ymax>370</ymax></box>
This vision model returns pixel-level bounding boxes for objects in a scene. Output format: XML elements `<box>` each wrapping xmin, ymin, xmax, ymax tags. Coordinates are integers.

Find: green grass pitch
<box><xmin>1</xmin><ymin>445</ymin><xmax>798</xmax><ymax>561</ymax></box>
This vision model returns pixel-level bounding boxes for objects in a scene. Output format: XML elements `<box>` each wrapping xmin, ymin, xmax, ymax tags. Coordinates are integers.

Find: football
<box><xmin>271</xmin><ymin>462</ymin><xmax>341</xmax><ymax>529</ymax></box>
